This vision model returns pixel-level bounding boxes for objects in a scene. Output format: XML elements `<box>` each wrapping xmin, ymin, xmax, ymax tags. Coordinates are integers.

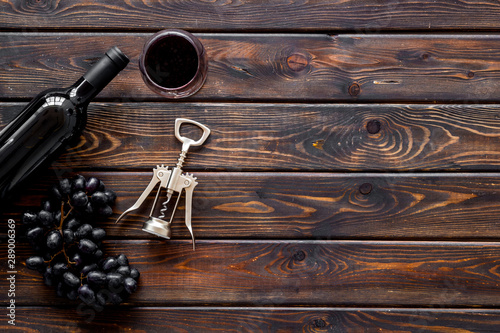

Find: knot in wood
<box><xmin>314</xmin><ymin>319</ymin><xmax>327</xmax><ymax>328</ymax></box>
<box><xmin>26</xmin><ymin>0</ymin><xmax>52</xmax><ymax>11</ymax></box>
<box><xmin>293</xmin><ymin>250</ymin><xmax>306</xmax><ymax>261</ymax></box>
<box><xmin>286</xmin><ymin>53</ymin><xmax>309</xmax><ymax>72</ymax></box>
<box><xmin>366</xmin><ymin>119</ymin><xmax>381</xmax><ymax>134</ymax></box>
<box><xmin>348</xmin><ymin>82</ymin><xmax>360</xmax><ymax>96</ymax></box>
<box><xmin>359</xmin><ymin>183</ymin><xmax>373</xmax><ymax>195</ymax></box>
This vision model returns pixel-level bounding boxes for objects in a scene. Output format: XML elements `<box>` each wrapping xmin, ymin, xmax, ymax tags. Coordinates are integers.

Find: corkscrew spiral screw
<box><xmin>158</xmin><ymin>199</ymin><xmax>169</xmax><ymax>219</ymax></box>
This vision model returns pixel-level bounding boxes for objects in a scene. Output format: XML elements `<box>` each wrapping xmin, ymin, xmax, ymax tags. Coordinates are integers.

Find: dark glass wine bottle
<box><xmin>0</xmin><ymin>47</ymin><xmax>129</xmax><ymax>201</ymax></box>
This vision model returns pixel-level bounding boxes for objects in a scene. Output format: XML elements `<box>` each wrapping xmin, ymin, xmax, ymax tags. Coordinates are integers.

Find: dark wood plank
<box><xmin>7</xmin><ymin>307</ymin><xmax>500</xmax><ymax>332</ymax></box>
<box><xmin>4</xmin><ymin>171</ymin><xmax>500</xmax><ymax>240</ymax></box>
<box><xmin>3</xmin><ymin>33</ymin><xmax>500</xmax><ymax>102</ymax></box>
<box><xmin>4</xmin><ymin>1</ymin><xmax>500</xmax><ymax>330</ymax></box>
<box><xmin>0</xmin><ymin>0</ymin><xmax>499</xmax><ymax>32</ymax></box>
<box><xmin>3</xmin><ymin>240</ymin><xmax>500</xmax><ymax>306</ymax></box>
<box><xmin>3</xmin><ymin>102</ymin><xmax>500</xmax><ymax>171</ymax></box>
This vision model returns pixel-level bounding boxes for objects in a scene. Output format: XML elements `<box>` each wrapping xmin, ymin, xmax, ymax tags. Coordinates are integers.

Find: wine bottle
<box><xmin>0</xmin><ymin>47</ymin><xmax>129</xmax><ymax>201</ymax></box>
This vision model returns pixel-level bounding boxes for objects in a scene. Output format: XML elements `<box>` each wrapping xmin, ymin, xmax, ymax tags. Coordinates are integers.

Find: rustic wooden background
<box><xmin>2</xmin><ymin>0</ymin><xmax>500</xmax><ymax>331</ymax></box>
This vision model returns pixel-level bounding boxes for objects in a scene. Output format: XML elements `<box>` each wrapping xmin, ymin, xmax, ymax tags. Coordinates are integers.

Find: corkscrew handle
<box><xmin>175</xmin><ymin>118</ymin><xmax>211</xmax><ymax>154</ymax></box>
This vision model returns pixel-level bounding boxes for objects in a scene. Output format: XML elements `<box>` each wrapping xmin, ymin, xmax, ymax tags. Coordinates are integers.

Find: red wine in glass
<box><xmin>139</xmin><ymin>29</ymin><xmax>208</xmax><ymax>98</ymax></box>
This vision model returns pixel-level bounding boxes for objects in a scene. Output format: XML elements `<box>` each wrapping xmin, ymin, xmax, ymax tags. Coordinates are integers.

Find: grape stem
<box><xmin>63</xmin><ymin>247</ymin><xmax>76</xmax><ymax>265</ymax></box>
<box><xmin>45</xmin><ymin>200</ymin><xmax>77</xmax><ymax>267</ymax></box>
<box><xmin>58</xmin><ymin>200</ymin><xmax>74</xmax><ymax>229</ymax></box>
<box><xmin>59</xmin><ymin>201</ymin><xmax>64</xmax><ymax>228</ymax></box>
<box><xmin>44</xmin><ymin>247</ymin><xmax>75</xmax><ymax>265</ymax></box>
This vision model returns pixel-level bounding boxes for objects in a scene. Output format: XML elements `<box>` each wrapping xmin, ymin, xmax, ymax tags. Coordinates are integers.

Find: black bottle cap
<box><xmin>83</xmin><ymin>46</ymin><xmax>129</xmax><ymax>92</ymax></box>
<box><xmin>106</xmin><ymin>46</ymin><xmax>130</xmax><ymax>69</ymax></box>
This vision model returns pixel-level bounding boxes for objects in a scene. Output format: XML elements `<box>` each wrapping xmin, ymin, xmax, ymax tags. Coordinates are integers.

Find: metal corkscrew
<box><xmin>115</xmin><ymin>118</ymin><xmax>210</xmax><ymax>250</ymax></box>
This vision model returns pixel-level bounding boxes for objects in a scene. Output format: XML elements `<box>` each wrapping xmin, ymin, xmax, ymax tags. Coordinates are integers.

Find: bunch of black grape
<box><xmin>23</xmin><ymin>175</ymin><xmax>139</xmax><ymax>310</ymax></box>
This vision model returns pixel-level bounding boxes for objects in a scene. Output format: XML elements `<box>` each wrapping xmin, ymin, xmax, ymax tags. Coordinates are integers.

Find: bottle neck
<box><xmin>70</xmin><ymin>77</ymin><xmax>99</xmax><ymax>106</ymax></box>
<box><xmin>71</xmin><ymin>46</ymin><xmax>130</xmax><ymax>105</ymax></box>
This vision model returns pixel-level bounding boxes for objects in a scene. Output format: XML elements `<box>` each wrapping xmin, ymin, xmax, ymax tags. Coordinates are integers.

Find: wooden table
<box><xmin>2</xmin><ymin>1</ymin><xmax>500</xmax><ymax>331</ymax></box>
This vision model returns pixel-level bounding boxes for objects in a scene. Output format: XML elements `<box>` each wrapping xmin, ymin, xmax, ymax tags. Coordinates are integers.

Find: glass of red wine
<box><xmin>139</xmin><ymin>29</ymin><xmax>208</xmax><ymax>98</ymax></box>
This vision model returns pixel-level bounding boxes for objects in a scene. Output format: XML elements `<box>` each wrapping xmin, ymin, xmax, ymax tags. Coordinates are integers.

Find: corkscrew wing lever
<box><xmin>183</xmin><ymin>180</ymin><xmax>196</xmax><ymax>249</ymax></box>
<box><xmin>115</xmin><ymin>166</ymin><xmax>172</xmax><ymax>224</ymax></box>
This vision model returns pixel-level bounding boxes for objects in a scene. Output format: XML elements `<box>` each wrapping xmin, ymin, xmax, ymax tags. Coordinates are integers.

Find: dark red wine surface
<box><xmin>145</xmin><ymin>36</ymin><xmax>199</xmax><ymax>88</ymax></box>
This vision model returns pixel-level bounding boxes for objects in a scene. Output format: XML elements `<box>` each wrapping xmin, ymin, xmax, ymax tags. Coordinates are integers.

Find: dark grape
<box><xmin>38</xmin><ymin>210</ymin><xmax>54</xmax><ymax>227</ymax></box>
<box><xmin>109</xmin><ymin>293</ymin><xmax>123</xmax><ymax>305</ymax></box>
<box><xmin>84</xmin><ymin>202</ymin><xmax>94</xmax><ymax>215</ymax></box>
<box><xmin>59</xmin><ymin>178</ymin><xmax>72</xmax><ymax>196</ymax></box>
<box><xmin>43</xmin><ymin>267</ymin><xmax>54</xmax><ymax>286</ymax></box>
<box><xmin>78</xmin><ymin>239</ymin><xmax>98</xmax><ymax>254</ymax></box>
<box><xmin>87</xmin><ymin>271</ymin><xmax>107</xmax><ymax>286</ymax></box>
<box><xmin>96</xmin><ymin>290</ymin><xmax>107</xmax><ymax>306</ymax></box>
<box><xmin>56</xmin><ymin>282</ymin><xmax>67</xmax><ymax>298</ymax></box>
<box><xmin>63</xmin><ymin>229</ymin><xmax>75</xmax><ymax>244</ymax></box>
<box><xmin>104</xmin><ymin>190</ymin><xmax>117</xmax><ymax>204</ymax></box>
<box><xmin>98</xmin><ymin>205</ymin><xmax>113</xmax><ymax>217</ymax></box>
<box><xmin>41</xmin><ymin>200</ymin><xmax>53</xmax><ymax>212</ymax></box>
<box><xmin>26</xmin><ymin>256</ymin><xmax>45</xmax><ymax>270</ymax></box>
<box><xmin>53</xmin><ymin>211</ymin><xmax>62</xmax><ymax>225</ymax></box>
<box><xmin>78</xmin><ymin>284</ymin><xmax>95</xmax><ymax>305</ymax></box>
<box><xmin>22</xmin><ymin>211</ymin><xmax>38</xmax><ymax>225</ymax></box>
<box><xmin>130</xmin><ymin>268</ymin><xmax>140</xmax><ymax>280</ymax></box>
<box><xmin>26</xmin><ymin>227</ymin><xmax>44</xmax><ymax>242</ymax></box>
<box><xmin>91</xmin><ymin>228</ymin><xmax>106</xmax><ymax>242</ymax></box>
<box><xmin>70</xmin><ymin>252</ymin><xmax>83</xmax><ymax>266</ymax></box>
<box><xmin>101</xmin><ymin>257</ymin><xmax>119</xmax><ymax>272</ymax></box>
<box><xmin>72</xmin><ymin>175</ymin><xmax>87</xmax><ymax>192</ymax></box>
<box><xmin>66</xmin><ymin>289</ymin><xmax>79</xmax><ymax>301</ymax></box>
<box><xmin>98</xmin><ymin>180</ymin><xmax>106</xmax><ymax>192</ymax></box>
<box><xmin>63</xmin><ymin>272</ymin><xmax>81</xmax><ymax>288</ymax></box>
<box><xmin>81</xmin><ymin>263</ymin><xmax>98</xmax><ymax>276</ymax></box>
<box><xmin>116</xmin><ymin>254</ymin><xmax>129</xmax><ymax>266</ymax></box>
<box><xmin>49</xmin><ymin>185</ymin><xmax>62</xmax><ymax>202</ymax></box>
<box><xmin>124</xmin><ymin>277</ymin><xmax>138</xmax><ymax>294</ymax></box>
<box><xmin>93</xmin><ymin>249</ymin><xmax>103</xmax><ymax>260</ymax></box>
<box><xmin>107</xmin><ymin>272</ymin><xmax>124</xmax><ymax>291</ymax></box>
<box><xmin>46</xmin><ymin>230</ymin><xmax>63</xmax><ymax>250</ymax></box>
<box><xmin>91</xmin><ymin>191</ymin><xmax>108</xmax><ymax>206</ymax></box>
<box><xmin>75</xmin><ymin>224</ymin><xmax>93</xmax><ymax>239</ymax></box>
<box><xmin>71</xmin><ymin>191</ymin><xmax>88</xmax><ymax>208</ymax></box>
<box><xmin>52</xmin><ymin>262</ymin><xmax>69</xmax><ymax>276</ymax></box>
<box><xmin>65</xmin><ymin>218</ymin><xmax>80</xmax><ymax>231</ymax></box>
<box><xmin>116</xmin><ymin>265</ymin><xmax>131</xmax><ymax>276</ymax></box>
<box><xmin>85</xmin><ymin>177</ymin><xmax>100</xmax><ymax>195</ymax></box>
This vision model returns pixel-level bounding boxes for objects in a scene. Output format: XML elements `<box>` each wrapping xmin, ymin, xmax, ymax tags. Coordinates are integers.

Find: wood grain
<box><xmin>0</xmin><ymin>0</ymin><xmax>499</xmax><ymax>32</ymax></box>
<box><xmin>2</xmin><ymin>4</ymin><xmax>500</xmax><ymax>330</ymax></box>
<box><xmin>4</xmin><ymin>171</ymin><xmax>500</xmax><ymax>240</ymax></box>
<box><xmin>3</xmin><ymin>102</ymin><xmax>500</xmax><ymax>171</ymax></box>
<box><xmin>3</xmin><ymin>240</ymin><xmax>500</xmax><ymax>307</ymax></box>
<box><xmin>5</xmin><ymin>307</ymin><xmax>500</xmax><ymax>332</ymax></box>
<box><xmin>3</xmin><ymin>33</ymin><xmax>500</xmax><ymax>102</ymax></box>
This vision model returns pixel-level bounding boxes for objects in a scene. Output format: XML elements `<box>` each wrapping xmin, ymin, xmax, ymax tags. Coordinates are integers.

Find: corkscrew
<box><xmin>115</xmin><ymin>118</ymin><xmax>210</xmax><ymax>250</ymax></box>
